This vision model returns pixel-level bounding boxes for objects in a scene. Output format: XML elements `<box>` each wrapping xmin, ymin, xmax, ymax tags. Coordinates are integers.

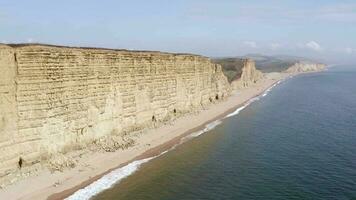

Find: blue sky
<box><xmin>1</xmin><ymin>0</ymin><xmax>355</xmax><ymax>63</ymax></box>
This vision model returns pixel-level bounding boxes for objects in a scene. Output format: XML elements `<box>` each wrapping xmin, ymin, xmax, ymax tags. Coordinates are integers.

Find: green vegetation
<box><xmin>212</xmin><ymin>58</ymin><xmax>245</xmax><ymax>82</ymax></box>
<box><xmin>244</xmin><ymin>54</ymin><xmax>299</xmax><ymax>73</ymax></box>
<box><xmin>213</xmin><ymin>54</ymin><xmax>315</xmax><ymax>80</ymax></box>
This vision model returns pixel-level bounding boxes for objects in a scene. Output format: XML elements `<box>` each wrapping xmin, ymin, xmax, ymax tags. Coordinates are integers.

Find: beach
<box><xmin>0</xmin><ymin>73</ymin><xmax>289</xmax><ymax>200</ymax></box>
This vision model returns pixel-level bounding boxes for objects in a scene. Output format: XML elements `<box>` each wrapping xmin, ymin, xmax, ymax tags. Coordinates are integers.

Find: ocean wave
<box><xmin>66</xmin><ymin>156</ymin><xmax>155</xmax><ymax>200</ymax></box>
<box><xmin>225</xmin><ymin>80</ymin><xmax>284</xmax><ymax>118</ymax></box>
<box><xmin>184</xmin><ymin>120</ymin><xmax>222</xmax><ymax>139</ymax></box>
<box><xmin>66</xmin><ymin>119</ymin><xmax>223</xmax><ymax>200</ymax></box>
<box><xmin>224</xmin><ymin>96</ymin><xmax>260</xmax><ymax>119</ymax></box>
<box><xmin>225</xmin><ymin>105</ymin><xmax>248</xmax><ymax>118</ymax></box>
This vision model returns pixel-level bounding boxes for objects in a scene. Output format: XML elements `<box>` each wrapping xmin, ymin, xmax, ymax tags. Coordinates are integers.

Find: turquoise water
<box><xmin>94</xmin><ymin>66</ymin><xmax>356</xmax><ymax>200</ymax></box>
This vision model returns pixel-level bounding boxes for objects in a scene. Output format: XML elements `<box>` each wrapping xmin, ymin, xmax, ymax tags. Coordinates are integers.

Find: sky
<box><xmin>1</xmin><ymin>0</ymin><xmax>355</xmax><ymax>63</ymax></box>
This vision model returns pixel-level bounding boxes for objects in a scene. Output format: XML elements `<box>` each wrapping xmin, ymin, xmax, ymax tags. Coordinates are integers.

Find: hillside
<box><xmin>212</xmin><ymin>58</ymin><xmax>246</xmax><ymax>82</ymax></box>
<box><xmin>244</xmin><ymin>54</ymin><xmax>320</xmax><ymax>72</ymax></box>
<box><xmin>213</xmin><ymin>54</ymin><xmax>320</xmax><ymax>76</ymax></box>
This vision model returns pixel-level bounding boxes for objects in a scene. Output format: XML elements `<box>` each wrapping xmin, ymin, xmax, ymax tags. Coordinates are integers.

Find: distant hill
<box><xmin>212</xmin><ymin>58</ymin><xmax>246</xmax><ymax>82</ymax></box>
<box><xmin>213</xmin><ymin>54</ymin><xmax>318</xmax><ymax>77</ymax></box>
<box><xmin>243</xmin><ymin>54</ymin><xmax>316</xmax><ymax>73</ymax></box>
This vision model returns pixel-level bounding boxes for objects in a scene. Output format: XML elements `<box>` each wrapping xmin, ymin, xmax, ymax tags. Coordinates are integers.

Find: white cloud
<box><xmin>270</xmin><ymin>43</ymin><xmax>282</xmax><ymax>50</ymax></box>
<box><xmin>305</xmin><ymin>41</ymin><xmax>322</xmax><ymax>52</ymax></box>
<box><xmin>243</xmin><ymin>41</ymin><xmax>257</xmax><ymax>48</ymax></box>
<box><xmin>345</xmin><ymin>47</ymin><xmax>353</xmax><ymax>54</ymax></box>
<box><xmin>27</xmin><ymin>38</ymin><xmax>34</xmax><ymax>43</ymax></box>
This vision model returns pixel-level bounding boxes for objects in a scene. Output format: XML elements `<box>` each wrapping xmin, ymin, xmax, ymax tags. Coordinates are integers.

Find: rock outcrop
<box><xmin>212</xmin><ymin>58</ymin><xmax>246</xmax><ymax>82</ymax></box>
<box><xmin>231</xmin><ymin>59</ymin><xmax>263</xmax><ymax>89</ymax></box>
<box><xmin>0</xmin><ymin>44</ymin><xmax>230</xmax><ymax>185</ymax></box>
<box><xmin>285</xmin><ymin>62</ymin><xmax>326</xmax><ymax>73</ymax></box>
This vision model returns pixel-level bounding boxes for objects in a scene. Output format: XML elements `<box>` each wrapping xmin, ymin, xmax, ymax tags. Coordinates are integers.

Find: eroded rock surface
<box><xmin>285</xmin><ymin>62</ymin><xmax>326</xmax><ymax>73</ymax></box>
<box><xmin>0</xmin><ymin>44</ymin><xmax>231</xmax><ymax>185</ymax></box>
<box><xmin>231</xmin><ymin>59</ymin><xmax>263</xmax><ymax>89</ymax></box>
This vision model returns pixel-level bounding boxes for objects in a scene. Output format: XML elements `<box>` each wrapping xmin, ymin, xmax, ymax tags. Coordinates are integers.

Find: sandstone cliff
<box><xmin>285</xmin><ymin>62</ymin><xmax>326</xmax><ymax>73</ymax></box>
<box><xmin>212</xmin><ymin>58</ymin><xmax>263</xmax><ymax>89</ymax></box>
<box><xmin>0</xmin><ymin>44</ymin><xmax>230</xmax><ymax>186</ymax></box>
<box><xmin>212</xmin><ymin>58</ymin><xmax>246</xmax><ymax>82</ymax></box>
<box><xmin>231</xmin><ymin>59</ymin><xmax>263</xmax><ymax>89</ymax></box>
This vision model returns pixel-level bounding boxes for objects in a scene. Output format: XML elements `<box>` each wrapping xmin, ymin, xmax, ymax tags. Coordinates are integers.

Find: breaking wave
<box><xmin>66</xmin><ymin>157</ymin><xmax>156</xmax><ymax>200</ymax></box>
<box><xmin>225</xmin><ymin>80</ymin><xmax>283</xmax><ymax>118</ymax></box>
<box><xmin>66</xmin><ymin>119</ymin><xmax>223</xmax><ymax>200</ymax></box>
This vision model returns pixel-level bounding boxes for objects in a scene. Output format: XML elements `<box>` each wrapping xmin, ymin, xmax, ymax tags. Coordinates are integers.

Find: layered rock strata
<box><xmin>0</xmin><ymin>44</ymin><xmax>230</xmax><ymax>185</ymax></box>
<box><xmin>285</xmin><ymin>62</ymin><xmax>326</xmax><ymax>73</ymax></box>
<box><xmin>231</xmin><ymin>59</ymin><xmax>263</xmax><ymax>89</ymax></box>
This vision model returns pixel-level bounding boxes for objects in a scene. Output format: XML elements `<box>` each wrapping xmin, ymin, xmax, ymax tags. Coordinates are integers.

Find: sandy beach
<box><xmin>0</xmin><ymin>73</ymin><xmax>289</xmax><ymax>200</ymax></box>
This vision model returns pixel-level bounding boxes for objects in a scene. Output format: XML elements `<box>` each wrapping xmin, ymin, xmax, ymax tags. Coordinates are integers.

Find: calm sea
<box><xmin>92</xmin><ymin>65</ymin><xmax>356</xmax><ymax>200</ymax></box>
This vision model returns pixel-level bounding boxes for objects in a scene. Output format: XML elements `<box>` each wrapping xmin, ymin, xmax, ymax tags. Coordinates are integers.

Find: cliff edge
<box><xmin>0</xmin><ymin>44</ymin><xmax>231</xmax><ymax>186</ymax></box>
<box><xmin>230</xmin><ymin>59</ymin><xmax>263</xmax><ymax>89</ymax></box>
<box><xmin>285</xmin><ymin>62</ymin><xmax>326</xmax><ymax>73</ymax></box>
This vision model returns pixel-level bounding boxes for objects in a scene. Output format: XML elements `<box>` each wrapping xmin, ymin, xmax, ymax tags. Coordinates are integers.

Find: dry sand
<box><xmin>0</xmin><ymin>73</ymin><xmax>289</xmax><ymax>200</ymax></box>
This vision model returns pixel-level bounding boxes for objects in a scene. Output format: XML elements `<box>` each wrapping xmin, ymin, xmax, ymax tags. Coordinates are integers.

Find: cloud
<box><xmin>345</xmin><ymin>47</ymin><xmax>353</xmax><ymax>54</ymax></box>
<box><xmin>270</xmin><ymin>43</ymin><xmax>282</xmax><ymax>50</ymax></box>
<box><xmin>243</xmin><ymin>41</ymin><xmax>257</xmax><ymax>48</ymax></box>
<box><xmin>27</xmin><ymin>38</ymin><xmax>34</xmax><ymax>43</ymax></box>
<box><xmin>305</xmin><ymin>41</ymin><xmax>322</xmax><ymax>52</ymax></box>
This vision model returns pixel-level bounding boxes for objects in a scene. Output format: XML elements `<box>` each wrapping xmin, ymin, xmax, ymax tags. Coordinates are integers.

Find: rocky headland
<box><xmin>285</xmin><ymin>61</ymin><xmax>326</xmax><ymax>73</ymax></box>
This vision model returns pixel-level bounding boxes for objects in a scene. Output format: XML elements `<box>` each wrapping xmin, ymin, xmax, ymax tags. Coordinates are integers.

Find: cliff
<box><xmin>0</xmin><ymin>44</ymin><xmax>230</xmax><ymax>186</ymax></box>
<box><xmin>212</xmin><ymin>58</ymin><xmax>263</xmax><ymax>90</ymax></box>
<box><xmin>285</xmin><ymin>62</ymin><xmax>326</xmax><ymax>73</ymax></box>
<box><xmin>212</xmin><ymin>58</ymin><xmax>246</xmax><ymax>82</ymax></box>
<box><xmin>230</xmin><ymin>59</ymin><xmax>263</xmax><ymax>89</ymax></box>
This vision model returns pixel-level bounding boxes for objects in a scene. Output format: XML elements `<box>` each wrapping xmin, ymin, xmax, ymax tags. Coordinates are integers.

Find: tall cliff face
<box><xmin>285</xmin><ymin>62</ymin><xmax>326</xmax><ymax>73</ymax></box>
<box><xmin>231</xmin><ymin>59</ymin><xmax>263</xmax><ymax>89</ymax></box>
<box><xmin>0</xmin><ymin>44</ymin><xmax>230</xmax><ymax>185</ymax></box>
<box><xmin>212</xmin><ymin>58</ymin><xmax>245</xmax><ymax>82</ymax></box>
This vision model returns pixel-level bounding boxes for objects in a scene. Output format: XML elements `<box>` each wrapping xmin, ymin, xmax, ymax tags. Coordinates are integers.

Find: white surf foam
<box><xmin>224</xmin><ymin>96</ymin><xmax>260</xmax><ymax>119</ymax></box>
<box><xmin>225</xmin><ymin>80</ymin><xmax>284</xmax><ymax>119</ymax></box>
<box><xmin>65</xmin><ymin>157</ymin><xmax>156</xmax><ymax>200</ymax></box>
<box><xmin>225</xmin><ymin>105</ymin><xmax>248</xmax><ymax>118</ymax></box>
<box><xmin>182</xmin><ymin>119</ymin><xmax>222</xmax><ymax>141</ymax></box>
<box><xmin>66</xmin><ymin>119</ymin><xmax>223</xmax><ymax>200</ymax></box>
<box><xmin>203</xmin><ymin>120</ymin><xmax>222</xmax><ymax>133</ymax></box>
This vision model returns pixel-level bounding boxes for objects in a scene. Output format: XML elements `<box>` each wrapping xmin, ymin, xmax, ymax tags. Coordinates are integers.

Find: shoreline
<box><xmin>49</xmin><ymin>104</ymin><xmax>242</xmax><ymax>200</ymax></box>
<box><xmin>0</xmin><ymin>73</ymin><xmax>291</xmax><ymax>200</ymax></box>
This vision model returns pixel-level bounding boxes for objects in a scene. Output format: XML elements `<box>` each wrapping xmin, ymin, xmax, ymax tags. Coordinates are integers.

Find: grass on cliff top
<box><xmin>244</xmin><ymin>54</ymin><xmax>317</xmax><ymax>73</ymax></box>
<box><xmin>212</xmin><ymin>54</ymin><xmax>317</xmax><ymax>82</ymax></box>
<box><xmin>212</xmin><ymin>58</ymin><xmax>244</xmax><ymax>82</ymax></box>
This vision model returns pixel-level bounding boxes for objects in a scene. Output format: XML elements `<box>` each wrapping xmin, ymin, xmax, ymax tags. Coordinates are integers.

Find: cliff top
<box><xmin>215</xmin><ymin>55</ymin><xmax>325</xmax><ymax>73</ymax></box>
<box><xmin>212</xmin><ymin>58</ymin><xmax>253</xmax><ymax>82</ymax></box>
<box><xmin>0</xmin><ymin>43</ymin><xmax>207</xmax><ymax>58</ymax></box>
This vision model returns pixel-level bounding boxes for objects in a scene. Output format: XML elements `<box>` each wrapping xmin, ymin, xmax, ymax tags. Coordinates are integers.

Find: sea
<box><xmin>68</xmin><ymin>65</ymin><xmax>356</xmax><ymax>200</ymax></box>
